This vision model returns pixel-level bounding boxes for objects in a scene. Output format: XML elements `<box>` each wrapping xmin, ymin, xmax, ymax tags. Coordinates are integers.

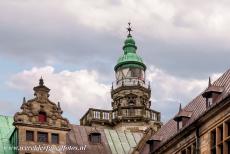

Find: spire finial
<box><xmin>58</xmin><ymin>102</ymin><xmax>61</xmax><ymax>109</ymax></box>
<box><xmin>39</xmin><ymin>76</ymin><xmax>44</xmax><ymax>86</ymax></box>
<box><xmin>208</xmin><ymin>76</ymin><xmax>212</xmax><ymax>87</ymax></box>
<box><xmin>57</xmin><ymin>102</ymin><xmax>63</xmax><ymax>114</ymax></box>
<box><xmin>179</xmin><ymin>103</ymin><xmax>182</xmax><ymax>112</ymax></box>
<box><xmin>127</xmin><ymin>22</ymin><xmax>133</xmax><ymax>37</ymax></box>
<box><xmin>23</xmin><ymin>97</ymin><xmax>26</xmax><ymax>104</ymax></box>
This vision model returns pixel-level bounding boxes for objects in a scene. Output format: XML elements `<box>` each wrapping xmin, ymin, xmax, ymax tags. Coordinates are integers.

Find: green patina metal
<box><xmin>104</xmin><ymin>129</ymin><xmax>142</xmax><ymax>154</ymax></box>
<box><xmin>0</xmin><ymin>115</ymin><xmax>17</xmax><ymax>154</ymax></box>
<box><xmin>114</xmin><ymin>35</ymin><xmax>146</xmax><ymax>71</ymax></box>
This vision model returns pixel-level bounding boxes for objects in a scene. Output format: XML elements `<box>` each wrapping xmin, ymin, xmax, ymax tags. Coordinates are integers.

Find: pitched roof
<box><xmin>0</xmin><ymin>115</ymin><xmax>15</xmax><ymax>154</ymax></box>
<box><xmin>0</xmin><ymin>115</ymin><xmax>142</xmax><ymax>154</ymax></box>
<box><xmin>67</xmin><ymin>125</ymin><xmax>143</xmax><ymax>154</ymax></box>
<box><xmin>150</xmin><ymin>69</ymin><xmax>230</xmax><ymax>149</ymax></box>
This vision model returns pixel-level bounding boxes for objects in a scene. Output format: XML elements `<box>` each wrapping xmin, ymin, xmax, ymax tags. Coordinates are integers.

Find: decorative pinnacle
<box><xmin>208</xmin><ymin>76</ymin><xmax>212</xmax><ymax>87</ymax></box>
<box><xmin>127</xmin><ymin>22</ymin><xmax>133</xmax><ymax>37</ymax></box>
<box><xmin>57</xmin><ymin>102</ymin><xmax>63</xmax><ymax>114</ymax></box>
<box><xmin>39</xmin><ymin>76</ymin><xmax>44</xmax><ymax>86</ymax></box>
<box><xmin>23</xmin><ymin>97</ymin><xmax>26</xmax><ymax>104</ymax></box>
<box><xmin>179</xmin><ymin>103</ymin><xmax>182</xmax><ymax>112</ymax></box>
<box><xmin>58</xmin><ymin>102</ymin><xmax>61</xmax><ymax>109</ymax></box>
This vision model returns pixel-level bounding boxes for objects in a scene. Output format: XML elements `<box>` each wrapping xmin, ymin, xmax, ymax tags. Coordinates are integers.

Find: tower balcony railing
<box><xmin>112</xmin><ymin>78</ymin><xmax>150</xmax><ymax>90</ymax></box>
<box><xmin>80</xmin><ymin>108</ymin><xmax>160</xmax><ymax>126</ymax></box>
<box><xmin>80</xmin><ymin>108</ymin><xmax>112</xmax><ymax>125</ymax></box>
<box><xmin>116</xmin><ymin>108</ymin><xmax>160</xmax><ymax>121</ymax></box>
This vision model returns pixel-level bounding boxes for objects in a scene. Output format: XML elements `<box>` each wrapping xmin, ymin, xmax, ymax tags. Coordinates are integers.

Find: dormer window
<box><xmin>173</xmin><ymin>104</ymin><xmax>193</xmax><ymax>131</ymax></box>
<box><xmin>38</xmin><ymin>112</ymin><xmax>47</xmax><ymax>123</ymax></box>
<box><xmin>147</xmin><ymin>136</ymin><xmax>162</xmax><ymax>153</ymax></box>
<box><xmin>207</xmin><ymin>97</ymin><xmax>213</xmax><ymax>107</ymax></box>
<box><xmin>89</xmin><ymin>132</ymin><xmax>101</xmax><ymax>144</ymax></box>
<box><xmin>202</xmin><ymin>77</ymin><xmax>224</xmax><ymax>108</ymax></box>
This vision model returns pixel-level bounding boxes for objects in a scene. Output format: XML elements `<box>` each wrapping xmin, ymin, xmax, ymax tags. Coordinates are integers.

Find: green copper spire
<box><xmin>114</xmin><ymin>23</ymin><xmax>146</xmax><ymax>71</ymax></box>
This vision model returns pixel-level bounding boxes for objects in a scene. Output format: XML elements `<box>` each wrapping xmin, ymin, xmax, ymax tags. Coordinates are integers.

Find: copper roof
<box><xmin>0</xmin><ymin>115</ymin><xmax>15</xmax><ymax>154</ymax></box>
<box><xmin>150</xmin><ymin>69</ymin><xmax>230</xmax><ymax>149</ymax></box>
<box><xmin>67</xmin><ymin>124</ymin><xmax>143</xmax><ymax>154</ymax></box>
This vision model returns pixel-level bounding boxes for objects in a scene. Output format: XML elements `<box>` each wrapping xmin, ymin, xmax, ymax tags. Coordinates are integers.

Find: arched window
<box><xmin>38</xmin><ymin>112</ymin><xmax>47</xmax><ymax>123</ymax></box>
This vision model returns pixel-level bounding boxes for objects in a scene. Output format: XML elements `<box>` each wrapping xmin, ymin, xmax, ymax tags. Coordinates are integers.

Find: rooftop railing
<box><xmin>80</xmin><ymin>108</ymin><xmax>160</xmax><ymax>126</ymax></box>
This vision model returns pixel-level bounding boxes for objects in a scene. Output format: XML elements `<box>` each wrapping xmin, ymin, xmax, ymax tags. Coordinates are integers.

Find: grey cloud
<box><xmin>0</xmin><ymin>0</ymin><xmax>230</xmax><ymax>81</ymax></box>
<box><xmin>139</xmin><ymin>38</ymin><xmax>230</xmax><ymax>78</ymax></box>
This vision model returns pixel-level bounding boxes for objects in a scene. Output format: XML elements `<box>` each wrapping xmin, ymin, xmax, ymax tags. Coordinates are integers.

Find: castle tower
<box><xmin>80</xmin><ymin>24</ymin><xmax>161</xmax><ymax>132</ymax></box>
<box><xmin>110</xmin><ymin>24</ymin><xmax>161</xmax><ymax>132</ymax></box>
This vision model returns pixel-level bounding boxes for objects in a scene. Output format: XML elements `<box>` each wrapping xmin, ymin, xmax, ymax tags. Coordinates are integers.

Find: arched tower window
<box><xmin>38</xmin><ymin>111</ymin><xmax>47</xmax><ymax>123</ymax></box>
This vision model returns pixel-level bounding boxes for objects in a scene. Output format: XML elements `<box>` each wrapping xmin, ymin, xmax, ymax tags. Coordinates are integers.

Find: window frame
<box><xmin>51</xmin><ymin>133</ymin><xmax>59</xmax><ymax>144</ymax></box>
<box><xmin>26</xmin><ymin>130</ymin><xmax>34</xmax><ymax>142</ymax></box>
<box><xmin>37</xmin><ymin>132</ymin><xmax>48</xmax><ymax>143</ymax></box>
<box><xmin>89</xmin><ymin>132</ymin><xmax>101</xmax><ymax>144</ymax></box>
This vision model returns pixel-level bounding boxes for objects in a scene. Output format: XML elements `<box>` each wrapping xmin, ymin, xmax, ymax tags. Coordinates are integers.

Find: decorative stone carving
<box><xmin>13</xmin><ymin>78</ymin><xmax>70</xmax><ymax>130</ymax></box>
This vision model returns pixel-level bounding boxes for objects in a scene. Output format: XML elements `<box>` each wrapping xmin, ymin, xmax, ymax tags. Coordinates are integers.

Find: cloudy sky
<box><xmin>0</xmin><ymin>0</ymin><xmax>229</xmax><ymax>124</ymax></box>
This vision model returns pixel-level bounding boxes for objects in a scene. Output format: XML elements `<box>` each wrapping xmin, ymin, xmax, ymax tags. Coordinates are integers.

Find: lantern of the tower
<box><xmin>114</xmin><ymin>32</ymin><xmax>146</xmax><ymax>86</ymax></box>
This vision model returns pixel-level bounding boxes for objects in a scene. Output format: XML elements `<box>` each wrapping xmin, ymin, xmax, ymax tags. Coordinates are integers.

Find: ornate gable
<box><xmin>14</xmin><ymin>78</ymin><xmax>70</xmax><ymax>131</ymax></box>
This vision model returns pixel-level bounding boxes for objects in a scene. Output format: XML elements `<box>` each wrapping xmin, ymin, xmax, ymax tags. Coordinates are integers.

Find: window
<box><xmin>136</xmin><ymin>109</ymin><xmax>142</xmax><ymax>116</ymax></box>
<box><xmin>208</xmin><ymin>120</ymin><xmax>230</xmax><ymax>154</ymax></box>
<box><xmin>102</xmin><ymin>112</ymin><xmax>109</xmax><ymax>120</ymax></box>
<box><xmin>51</xmin><ymin>133</ymin><xmax>59</xmax><ymax>144</ymax></box>
<box><xmin>112</xmin><ymin>112</ymin><xmax>116</xmax><ymax>119</ymax></box>
<box><xmin>130</xmin><ymin>68</ymin><xmax>142</xmax><ymax>78</ymax></box>
<box><xmin>93</xmin><ymin>111</ymin><xmax>100</xmax><ymax>119</ymax></box>
<box><xmin>26</xmin><ymin>131</ymin><xmax>34</xmax><ymax>141</ymax></box>
<box><xmin>89</xmin><ymin>133</ymin><xmax>101</xmax><ymax>144</ymax></box>
<box><xmin>227</xmin><ymin>121</ymin><xmax>230</xmax><ymax>137</ymax></box>
<box><xmin>227</xmin><ymin>140</ymin><xmax>230</xmax><ymax>154</ymax></box>
<box><xmin>208</xmin><ymin>98</ymin><xmax>213</xmax><ymax>107</ymax></box>
<box><xmin>218</xmin><ymin>125</ymin><xmax>223</xmax><ymax>142</ymax></box>
<box><xmin>178</xmin><ymin>143</ymin><xmax>195</xmax><ymax>154</ymax></box>
<box><xmin>151</xmin><ymin>112</ymin><xmax>155</xmax><ymax>120</ymax></box>
<box><xmin>38</xmin><ymin>112</ymin><xmax>47</xmax><ymax>122</ymax></box>
<box><xmin>217</xmin><ymin>125</ymin><xmax>224</xmax><ymax>154</ymax></box>
<box><xmin>146</xmin><ymin>110</ymin><xmax>150</xmax><ymax>118</ymax></box>
<box><xmin>130</xmin><ymin>109</ymin><xmax>135</xmax><ymax>116</ymax></box>
<box><xmin>37</xmin><ymin>132</ymin><xmax>48</xmax><ymax>143</ymax></box>
<box><xmin>181</xmin><ymin>149</ymin><xmax>186</xmax><ymax>154</ymax></box>
<box><xmin>187</xmin><ymin>146</ymin><xmax>191</xmax><ymax>154</ymax></box>
<box><xmin>192</xmin><ymin>142</ymin><xmax>196</xmax><ymax>154</ymax></box>
<box><xmin>178</xmin><ymin>121</ymin><xmax>183</xmax><ymax>129</ymax></box>
<box><xmin>123</xmin><ymin>109</ymin><xmax>128</xmax><ymax>116</ymax></box>
<box><xmin>211</xmin><ymin>129</ymin><xmax>216</xmax><ymax>154</ymax></box>
<box><xmin>218</xmin><ymin>144</ymin><xmax>223</xmax><ymax>154</ymax></box>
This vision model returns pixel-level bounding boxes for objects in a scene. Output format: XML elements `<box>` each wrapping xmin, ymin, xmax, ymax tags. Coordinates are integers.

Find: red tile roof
<box><xmin>150</xmin><ymin>69</ymin><xmax>230</xmax><ymax>149</ymax></box>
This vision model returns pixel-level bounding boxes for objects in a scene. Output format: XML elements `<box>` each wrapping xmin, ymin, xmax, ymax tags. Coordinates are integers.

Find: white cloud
<box><xmin>7</xmin><ymin>65</ymin><xmax>222</xmax><ymax>123</ymax></box>
<box><xmin>147</xmin><ymin>65</ymin><xmax>222</xmax><ymax>121</ymax></box>
<box><xmin>7</xmin><ymin>66</ymin><xmax>111</xmax><ymax>123</ymax></box>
